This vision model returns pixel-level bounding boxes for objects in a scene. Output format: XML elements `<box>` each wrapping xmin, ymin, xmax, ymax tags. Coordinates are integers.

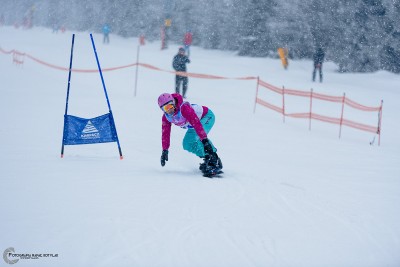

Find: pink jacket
<box><xmin>162</xmin><ymin>93</ymin><xmax>208</xmax><ymax>150</ymax></box>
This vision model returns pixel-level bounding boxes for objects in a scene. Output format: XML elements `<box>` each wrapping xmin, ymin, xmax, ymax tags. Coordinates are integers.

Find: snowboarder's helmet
<box><xmin>178</xmin><ymin>47</ymin><xmax>185</xmax><ymax>52</ymax></box>
<box><xmin>158</xmin><ymin>93</ymin><xmax>174</xmax><ymax>108</ymax></box>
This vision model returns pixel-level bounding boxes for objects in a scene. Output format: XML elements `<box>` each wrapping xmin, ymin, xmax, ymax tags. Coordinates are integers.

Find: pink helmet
<box><xmin>158</xmin><ymin>93</ymin><xmax>174</xmax><ymax>108</ymax></box>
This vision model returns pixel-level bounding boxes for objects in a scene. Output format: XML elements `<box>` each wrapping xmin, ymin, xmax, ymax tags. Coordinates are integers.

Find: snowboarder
<box><xmin>172</xmin><ymin>47</ymin><xmax>190</xmax><ymax>98</ymax></box>
<box><xmin>158</xmin><ymin>93</ymin><xmax>223</xmax><ymax>177</ymax></box>
<box><xmin>312</xmin><ymin>47</ymin><xmax>325</xmax><ymax>82</ymax></box>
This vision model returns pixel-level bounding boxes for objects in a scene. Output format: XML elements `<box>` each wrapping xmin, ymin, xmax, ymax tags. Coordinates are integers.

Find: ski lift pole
<box><xmin>90</xmin><ymin>33</ymin><xmax>123</xmax><ymax>159</ymax></box>
<box><xmin>61</xmin><ymin>33</ymin><xmax>75</xmax><ymax>158</ymax></box>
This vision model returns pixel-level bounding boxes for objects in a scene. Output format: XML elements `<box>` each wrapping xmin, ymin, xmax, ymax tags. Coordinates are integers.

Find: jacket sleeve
<box><xmin>181</xmin><ymin>103</ymin><xmax>207</xmax><ymax>140</ymax></box>
<box><xmin>172</xmin><ymin>56</ymin><xmax>179</xmax><ymax>71</ymax></box>
<box><xmin>162</xmin><ymin>115</ymin><xmax>172</xmax><ymax>150</ymax></box>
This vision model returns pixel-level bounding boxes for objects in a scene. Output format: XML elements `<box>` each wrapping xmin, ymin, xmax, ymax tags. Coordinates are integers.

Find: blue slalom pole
<box><xmin>61</xmin><ymin>34</ymin><xmax>75</xmax><ymax>158</ymax></box>
<box><xmin>89</xmin><ymin>33</ymin><xmax>123</xmax><ymax>159</ymax></box>
<box><xmin>90</xmin><ymin>33</ymin><xmax>112</xmax><ymax>111</ymax></box>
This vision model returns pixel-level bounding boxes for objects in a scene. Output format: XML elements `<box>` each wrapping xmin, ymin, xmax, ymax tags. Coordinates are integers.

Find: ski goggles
<box><xmin>161</xmin><ymin>102</ymin><xmax>175</xmax><ymax>113</ymax></box>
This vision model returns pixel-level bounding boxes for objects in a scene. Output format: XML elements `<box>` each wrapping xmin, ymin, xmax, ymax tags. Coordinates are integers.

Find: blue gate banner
<box><xmin>63</xmin><ymin>113</ymin><xmax>118</xmax><ymax>145</ymax></box>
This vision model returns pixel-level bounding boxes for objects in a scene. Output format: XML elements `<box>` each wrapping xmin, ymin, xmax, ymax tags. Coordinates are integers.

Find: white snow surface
<box><xmin>1</xmin><ymin>27</ymin><xmax>399</xmax><ymax>267</ymax></box>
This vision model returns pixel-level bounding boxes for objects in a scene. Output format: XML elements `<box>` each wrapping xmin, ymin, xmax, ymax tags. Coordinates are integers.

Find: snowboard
<box><xmin>202</xmin><ymin>168</ymin><xmax>223</xmax><ymax>178</ymax></box>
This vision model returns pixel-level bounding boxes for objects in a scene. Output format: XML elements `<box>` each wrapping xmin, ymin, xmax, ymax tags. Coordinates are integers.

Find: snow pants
<box><xmin>175</xmin><ymin>75</ymin><xmax>188</xmax><ymax>98</ymax></box>
<box><xmin>312</xmin><ymin>63</ymin><xmax>323</xmax><ymax>82</ymax></box>
<box><xmin>182</xmin><ymin>110</ymin><xmax>216</xmax><ymax>158</ymax></box>
<box><xmin>103</xmin><ymin>34</ymin><xmax>109</xmax><ymax>44</ymax></box>
<box><xmin>184</xmin><ymin>44</ymin><xmax>191</xmax><ymax>58</ymax></box>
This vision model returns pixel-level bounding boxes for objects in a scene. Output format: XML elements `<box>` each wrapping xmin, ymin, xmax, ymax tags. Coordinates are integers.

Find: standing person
<box><xmin>183</xmin><ymin>30</ymin><xmax>193</xmax><ymax>57</ymax></box>
<box><xmin>139</xmin><ymin>34</ymin><xmax>145</xmax><ymax>46</ymax></box>
<box><xmin>278</xmin><ymin>47</ymin><xmax>289</xmax><ymax>70</ymax></box>
<box><xmin>158</xmin><ymin>93</ymin><xmax>223</xmax><ymax>177</ymax></box>
<box><xmin>52</xmin><ymin>19</ymin><xmax>59</xmax><ymax>33</ymax></box>
<box><xmin>312</xmin><ymin>47</ymin><xmax>325</xmax><ymax>82</ymax></box>
<box><xmin>172</xmin><ymin>47</ymin><xmax>190</xmax><ymax>98</ymax></box>
<box><xmin>102</xmin><ymin>24</ymin><xmax>110</xmax><ymax>44</ymax></box>
<box><xmin>0</xmin><ymin>14</ymin><xmax>5</xmax><ymax>26</ymax></box>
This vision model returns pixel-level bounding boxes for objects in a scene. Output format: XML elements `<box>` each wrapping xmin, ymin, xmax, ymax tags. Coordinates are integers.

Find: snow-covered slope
<box><xmin>1</xmin><ymin>27</ymin><xmax>399</xmax><ymax>267</ymax></box>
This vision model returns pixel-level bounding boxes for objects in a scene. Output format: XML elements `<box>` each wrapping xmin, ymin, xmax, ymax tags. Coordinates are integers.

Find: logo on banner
<box><xmin>81</xmin><ymin>120</ymin><xmax>100</xmax><ymax>139</ymax></box>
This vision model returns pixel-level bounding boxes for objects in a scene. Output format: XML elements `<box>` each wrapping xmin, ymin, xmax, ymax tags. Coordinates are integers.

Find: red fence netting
<box><xmin>1</xmin><ymin>45</ymin><xmax>383</xmax><ymax>144</ymax></box>
<box><xmin>255</xmin><ymin>79</ymin><xmax>383</xmax><ymax>145</ymax></box>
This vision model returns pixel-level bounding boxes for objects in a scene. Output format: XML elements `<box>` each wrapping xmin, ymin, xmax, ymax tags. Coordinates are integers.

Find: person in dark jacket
<box><xmin>172</xmin><ymin>47</ymin><xmax>190</xmax><ymax>98</ymax></box>
<box><xmin>312</xmin><ymin>47</ymin><xmax>325</xmax><ymax>82</ymax></box>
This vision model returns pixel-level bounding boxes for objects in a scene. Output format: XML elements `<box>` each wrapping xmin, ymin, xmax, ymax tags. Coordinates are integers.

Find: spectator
<box><xmin>278</xmin><ymin>47</ymin><xmax>289</xmax><ymax>70</ymax></box>
<box><xmin>0</xmin><ymin>14</ymin><xmax>5</xmax><ymax>26</ymax></box>
<box><xmin>184</xmin><ymin>30</ymin><xmax>193</xmax><ymax>57</ymax></box>
<box><xmin>139</xmin><ymin>34</ymin><xmax>145</xmax><ymax>46</ymax></box>
<box><xmin>172</xmin><ymin>47</ymin><xmax>190</xmax><ymax>98</ymax></box>
<box><xmin>52</xmin><ymin>20</ymin><xmax>59</xmax><ymax>33</ymax></box>
<box><xmin>312</xmin><ymin>47</ymin><xmax>325</xmax><ymax>82</ymax></box>
<box><xmin>102</xmin><ymin>24</ymin><xmax>110</xmax><ymax>44</ymax></box>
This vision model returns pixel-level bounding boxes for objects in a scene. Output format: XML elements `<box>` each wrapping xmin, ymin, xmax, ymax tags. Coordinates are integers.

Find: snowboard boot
<box><xmin>199</xmin><ymin>157</ymin><xmax>207</xmax><ymax>172</ymax></box>
<box><xmin>200</xmin><ymin>153</ymin><xmax>223</xmax><ymax>174</ymax></box>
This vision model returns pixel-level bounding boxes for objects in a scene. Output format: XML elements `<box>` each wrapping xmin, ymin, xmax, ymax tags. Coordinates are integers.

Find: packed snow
<box><xmin>1</xmin><ymin>27</ymin><xmax>399</xmax><ymax>267</ymax></box>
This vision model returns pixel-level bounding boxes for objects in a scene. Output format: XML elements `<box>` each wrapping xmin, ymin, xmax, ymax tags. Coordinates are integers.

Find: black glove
<box><xmin>201</xmin><ymin>138</ymin><xmax>214</xmax><ymax>155</ymax></box>
<box><xmin>161</xmin><ymin>150</ymin><xmax>168</xmax><ymax>167</ymax></box>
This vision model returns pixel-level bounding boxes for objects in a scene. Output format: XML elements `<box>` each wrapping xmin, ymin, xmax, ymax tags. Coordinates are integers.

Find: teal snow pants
<box><xmin>182</xmin><ymin>110</ymin><xmax>216</xmax><ymax>158</ymax></box>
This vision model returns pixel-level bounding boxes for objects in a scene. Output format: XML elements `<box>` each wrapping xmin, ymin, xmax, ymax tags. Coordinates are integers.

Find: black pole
<box><xmin>61</xmin><ymin>34</ymin><xmax>75</xmax><ymax>158</ymax></box>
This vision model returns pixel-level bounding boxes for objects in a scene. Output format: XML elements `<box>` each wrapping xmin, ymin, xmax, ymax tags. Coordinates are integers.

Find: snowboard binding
<box><xmin>200</xmin><ymin>153</ymin><xmax>223</xmax><ymax>178</ymax></box>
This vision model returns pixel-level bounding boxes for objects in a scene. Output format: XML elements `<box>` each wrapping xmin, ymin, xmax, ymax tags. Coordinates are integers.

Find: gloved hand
<box><xmin>201</xmin><ymin>138</ymin><xmax>214</xmax><ymax>155</ymax></box>
<box><xmin>161</xmin><ymin>150</ymin><xmax>168</xmax><ymax>166</ymax></box>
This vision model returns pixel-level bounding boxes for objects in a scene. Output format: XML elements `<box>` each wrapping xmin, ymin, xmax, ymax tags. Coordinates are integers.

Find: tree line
<box><xmin>2</xmin><ymin>0</ymin><xmax>399</xmax><ymax>73</ymax></box>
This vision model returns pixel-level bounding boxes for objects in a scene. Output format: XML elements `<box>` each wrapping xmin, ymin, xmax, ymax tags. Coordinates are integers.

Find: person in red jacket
<box><xmin>158</xmin><ymin>92</ymin><xmax>222</xmax><ymax>176</ymax></box>
<box><xmin>183</xmin><ymin>30</ymin><xmax>193</xmax><ymax>58</ymax></box>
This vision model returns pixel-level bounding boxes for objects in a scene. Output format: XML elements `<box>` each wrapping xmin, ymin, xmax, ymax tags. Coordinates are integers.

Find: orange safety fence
<box><xmin>255</xmin><ymin>79</ymin><xmax>383</xmax><ymax>145</ymax></box>
<box><xmin>255</xmin><ymin>98</ymin><xmax>283</xmax><ymax>114</ymax></box>
<box><xmin>137</xmin><ymin>63</ymin><xmax>257</xmax><ymax>80</ymax></box>
<box><xmin>1</xmin><ymin>46</ymin><xmax>257</xmax><ymax>79</ymax></box>
<box><xmin>344</xmin><ymin>97</ymin><xmax>381</xmax><ymax>112</ymax></box>
<box><xmin>12</xmin><ymin>50</ymin><xmax>25</xmax><ymax>65</ymax></box>
<box><xmin>0</xmin><ymin>47</ymin><xmax>14</xmax><ymax>54</ymax></box>
<box><xmin>1</xmin><ymin>46</ymin><xmax>137</xmax><ymax>72</ymax></box>
<box><xmin>29</xmin><ymin>53</ymin><xmax>138</xmax><ymax>72</ymax></box>
<box><xmin>258</xmin><ymin>79</ymin><xmax>283</xmax><ymax>94</ymax></box>
<box><xmin>1</xmin><ymin>45</ymin><xmax>383</xmax><ymax>144</ymax></box>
